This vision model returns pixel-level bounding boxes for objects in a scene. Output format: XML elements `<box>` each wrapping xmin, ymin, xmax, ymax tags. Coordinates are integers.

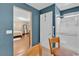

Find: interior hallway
<box><xmin>13</xmin><ymin>34</ymin><xmax>52</xmax><ymax>56</ymax></box>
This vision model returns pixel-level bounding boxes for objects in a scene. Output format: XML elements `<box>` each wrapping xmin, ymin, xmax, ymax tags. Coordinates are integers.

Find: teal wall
<box><xmin>0</xmin><ymin>4</ymin><xmax>13</xmax><ymax>56</ymax></box>
<box><xmin>0</xmin><ymin>3</ymin><xmax>40</xmax><ymax>55</ymax></box>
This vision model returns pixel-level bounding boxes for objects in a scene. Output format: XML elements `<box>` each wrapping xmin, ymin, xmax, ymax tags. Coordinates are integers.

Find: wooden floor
<box><xmin>13</xmin><ymin>35</ymin><xmax>52</xmax><ymax>56</ymax></box>
<box><xmin>13</xmin><ymin>35</ymin><xmax>30</xmax><ymax>56</ymax></box>
<box><xmin>42</xmin><ymin>47</ymin><xmax>53</xmax><ymax>56</ymax></box>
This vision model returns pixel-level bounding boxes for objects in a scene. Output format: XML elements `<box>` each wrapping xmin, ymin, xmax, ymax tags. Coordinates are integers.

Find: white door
<box><xmin>40</xmin><ymin>13</ymin><xmax>46</xmax><ymax>48</ymax></box>
<box><xmin>40</xmin><ymin>11</ymin><xmax>53</xmax><ymax>49</ymax></box>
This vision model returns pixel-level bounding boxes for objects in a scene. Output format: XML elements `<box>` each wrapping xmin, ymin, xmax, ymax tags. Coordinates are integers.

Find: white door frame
<box><xmin>13</xmin><ymin>6</ymin><xmax>32</xmax><ymax>48</ymax></box>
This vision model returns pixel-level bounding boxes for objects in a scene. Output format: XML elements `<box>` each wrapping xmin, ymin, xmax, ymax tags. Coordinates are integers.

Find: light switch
<box><xmin>6</xmin><ymin>30</ymin><xmax>12</xmax><ymax>34</ymax></box>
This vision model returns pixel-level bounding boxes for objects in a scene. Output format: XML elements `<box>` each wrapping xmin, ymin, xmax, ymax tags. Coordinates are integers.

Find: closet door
<box><xmin>40</xmin><ymin>11</ymin><xmax>53</xmax><ymax>49</ymax></box>
<box><xmin>40</xmin><ymin>13</ymin><xmax>46</xmax><ymax>48</ymax></box>
<box><xmin>45</xmin><ymin>11</ymin><xmax>53</xmax><ymax>49</ymax></box>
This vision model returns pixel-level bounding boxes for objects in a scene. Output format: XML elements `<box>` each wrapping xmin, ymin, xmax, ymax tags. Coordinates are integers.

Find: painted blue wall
<box><xmin>0</xmin><ymin>4</ymin><xmax>13</xmax><ymax>56</ymax></box>
<box><xmin>0</xmin><ymin>3</ymin><xmax>40</xmax><ymax>55</ymax></box>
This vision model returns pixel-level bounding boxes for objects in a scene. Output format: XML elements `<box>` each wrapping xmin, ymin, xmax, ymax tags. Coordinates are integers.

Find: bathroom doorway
<box><xmin>13</xmin><ymin>6</ymin><xmax>32</xmax><ymax>56</ymax></box>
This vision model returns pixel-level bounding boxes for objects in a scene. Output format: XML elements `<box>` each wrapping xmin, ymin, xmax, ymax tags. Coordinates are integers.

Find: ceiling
<box><xmin>56</xmin><ymin>3</ymin><xmax>79</xmax><ymax>10</ymax></box>
<box><xmin>27</xmin><ymin>3</ymin><xmax>79</xmax><ymax>10</ymax></box>
<box><xmin>27</xmin><ymin>3</ymin><xmax>53</xmax><ymax>10</ymax></box>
